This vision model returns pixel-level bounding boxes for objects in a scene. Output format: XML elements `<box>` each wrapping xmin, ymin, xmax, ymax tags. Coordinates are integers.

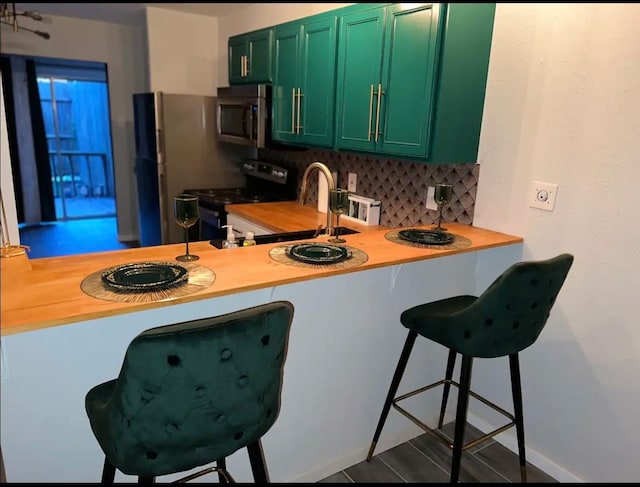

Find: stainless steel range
<box><xmin>185</xmin><ymin>160</ymin><xmax>297</xmax><ymax>241</ymax></box>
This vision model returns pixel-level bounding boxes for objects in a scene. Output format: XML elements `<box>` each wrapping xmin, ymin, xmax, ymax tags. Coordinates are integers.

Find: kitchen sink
<box><xmin>209</xmin><ymin>227</ymin><xmax>360</xmax><ymax>249</ymax></box>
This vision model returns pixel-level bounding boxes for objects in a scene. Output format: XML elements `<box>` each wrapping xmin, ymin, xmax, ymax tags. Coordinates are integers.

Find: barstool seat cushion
<box><xmin>400</xmin><ymin>254</ymin><xmax>574</xmax><ymax>358</ymax></box>
<box><xmin>85</xmin><ymin>302</ymin><xmax>293</xmax><ymax>477</ymax></box>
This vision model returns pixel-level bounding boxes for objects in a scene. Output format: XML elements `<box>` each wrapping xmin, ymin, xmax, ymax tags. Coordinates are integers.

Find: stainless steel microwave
<box><xmin>216</xmin><ymin>84</ymin><xmax>271</xmax><ymax>148</ymax></box>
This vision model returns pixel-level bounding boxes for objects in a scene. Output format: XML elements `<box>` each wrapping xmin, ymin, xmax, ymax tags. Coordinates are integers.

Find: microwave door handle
<box><xmin>242</xmin><ymin>104</ymin><xmax>254</xmax><ymax>140</ymax></box>
<box><xmin>241</xmin><ymin>107</ymin><xmax>248</xmax><ymax>138</ymax></box>
<box><xmin>240</xmin><ymin>105</ymin><xmax>249</xmax><ymax>138</ymax></box>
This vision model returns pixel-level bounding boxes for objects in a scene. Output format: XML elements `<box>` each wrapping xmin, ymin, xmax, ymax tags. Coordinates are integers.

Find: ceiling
<box><xmin>12</xmin><ymin>3</ymin><xmax>256</xmax><ymax>25</ymax></box>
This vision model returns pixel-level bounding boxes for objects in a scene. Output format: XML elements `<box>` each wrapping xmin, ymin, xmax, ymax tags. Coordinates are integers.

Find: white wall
<box><xmin>145</xmin><ymin>7</ymin><xmax>220</xmax><ymax>95</ymax></box>
<box><xmin>0</xmin><ymin>72</ymin><xmax>20</xmax><ymax>245</ymax></box>
<box><xmin>0</xmin><ymin>14</ymin><xmax>148</xmax><ymax>241</ymax></box>
<box><xmin>471</xmin><ymin>3</ymin><xmax>640</xmax><ymax>483</ymax></box>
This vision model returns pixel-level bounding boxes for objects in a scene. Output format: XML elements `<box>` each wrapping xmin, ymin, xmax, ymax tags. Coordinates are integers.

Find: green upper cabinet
<box><xmin>272</xmin><ymin>13</ymin><xmax>338</xmax><ymax>148</ymax></box>
<box><xmin>335</xmin><ymin>2</ymin><xmax>496</xmax><ymax>163</ymax></box>
<box><xmin>228</xmin><ymin>28</ymin><xmax>274</xmax><ymax>85</ymax></box>
<box><xmin>427</xmin><ymin>3</ymin><xmax>496</xmax><ymax>164</ymax></box>
<box><xmin>272</xmin><ymin>22</ymin><xmax>300</xmax><ymax>143</ymax></box>
<box><xmin>335</xmin><ymin>3</ymin><xmax>443</xmax><ymax>159</ymax></box>
<box><xmin>227</xmin><ymin>3</ymin><xmax>495</xmax><ymax>163</ymax></box>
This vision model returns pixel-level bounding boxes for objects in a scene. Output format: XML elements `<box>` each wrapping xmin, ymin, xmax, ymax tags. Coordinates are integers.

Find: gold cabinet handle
<box><xmin>368</xmin><ymin>84</ymin><xmax>374</xmax><ymax>142</ymax></box>
<box><xmin>296</xmin><ymin>88</ymin><xmax>303</xmax><ymax>134</ymax></box>
<box><xmin>375</xmin><ymin>83</ymin><xmax>384</xmax><ymax>143</ymax></box>
<box><xmin>244</xmin><ymin>55</ymin><xmax>250</xmax><ymax>77</ymax></box>
<box><xmin>241</xmin><ymin>55</ymin><xmax>245</xmax><ymax>77</ymax></box>
<box><xmin>291</xmin><ymin>88</ymin><xmax>296</xmax><ymax>134</ymax></box>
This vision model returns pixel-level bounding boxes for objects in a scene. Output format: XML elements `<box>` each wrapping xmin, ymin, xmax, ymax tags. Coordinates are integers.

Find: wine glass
<box><xmin>433</xmin><ymin>183</ymin><xmax>453</xmax><ymax>232</ymax></box>
<box><xmin>329</xmin><ymin>188</ymin><xmax>350</xmax><ymax>243</ymax></box>
<box><xmin>174</xmin><ymin>194</ymin><xmax>200</xmax><ymax>262</ymax></box>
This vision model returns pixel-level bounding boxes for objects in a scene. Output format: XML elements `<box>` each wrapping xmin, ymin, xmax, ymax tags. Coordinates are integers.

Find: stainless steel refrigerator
<box><xmin>133</xmin><ymin>92</ymin><xmax>246</xmax><ymax>247</ymax></box>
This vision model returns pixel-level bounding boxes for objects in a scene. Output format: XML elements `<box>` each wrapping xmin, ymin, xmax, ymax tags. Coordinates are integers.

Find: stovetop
<box><xmin>185</xmin><ymin>187</ymin><xmax>287</xmax><ymax>206</ymax></box>
<box><xmin>184</xmin><ymin>160</ymin><xmax>297</xmax><ymax>211</ymax></box>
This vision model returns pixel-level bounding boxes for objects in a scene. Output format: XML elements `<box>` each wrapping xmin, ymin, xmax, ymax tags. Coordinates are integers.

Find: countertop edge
<box><xmin>1</xmin><ymin>201</ymin><xmax>523</xmax><ymax>336</ymax></box>
<box><xmin>1</xmin><ymin>233</ymin><xmax>522</xmax><ymax>336</ymax></box>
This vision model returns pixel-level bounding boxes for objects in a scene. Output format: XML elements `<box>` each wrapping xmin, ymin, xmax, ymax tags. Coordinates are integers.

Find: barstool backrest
<box><xmin>94</xmin><ymin>301</ymin><xmax>294</xmax><ymax>476</ymax></box>
<box><xmin>454</xmin><ymin>253</ymin><xmax>574</xmax><ymax>358</ymax></box>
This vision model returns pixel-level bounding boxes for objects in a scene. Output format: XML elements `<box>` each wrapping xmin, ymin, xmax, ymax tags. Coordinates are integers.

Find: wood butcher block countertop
<box><xmin>1</xmin><ymin>202</ymin><xmax>522</xmax><ymax>336</ymax></box>
<box><xmin>224</xmin><ymin>201</ymin><xmax>384</xmax><ymax>233</ymax></box>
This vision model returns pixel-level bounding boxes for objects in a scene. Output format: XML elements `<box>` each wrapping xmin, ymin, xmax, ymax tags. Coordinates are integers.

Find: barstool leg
<box><xmin>247</xmin><ymin>439</ymin><xmax>270</xmax><ymax>483</ymax></box>
<box><xmin>438</xmin><ymin>349</ymin><xmax>457</xmax><ymax>428</ymax></box>
<box><xmin>367</xmin><ymin>330</ymin><xmax>418</xmax><ymax>461</ymax></box>
<box><xmin>451</xmin><ymin>355</ymin><xmax>473</xmax><ymax>484</ymax></box>
<box><xmin>101</xmin><ymin>457</ymin><xmax>116</xmax><ymax>484</ymax></box>
<box><xmin>216</xmin><ymin>458</ymin><xmax>228</xmax><ymax>483</ymax></box>
<box><xmin>509</xmin><ymin>353</ymin><xmax>527</xmax><ymax>483</ymax></box>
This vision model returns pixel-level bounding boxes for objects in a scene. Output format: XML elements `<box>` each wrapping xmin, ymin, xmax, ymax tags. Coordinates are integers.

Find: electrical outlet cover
<box><xmin>529</xmin><ymin>181</ymin><xmax>558</xmax><ymax>211</ymax></box>
<box><xmin>347</xmin><ymin>173</ymin><xmax>357</xmax><ymax>193</ymax></box>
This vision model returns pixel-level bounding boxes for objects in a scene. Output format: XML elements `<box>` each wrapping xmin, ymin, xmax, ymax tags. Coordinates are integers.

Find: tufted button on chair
<box><xmin>85</xmin><ymin>301</ymin><xmax>295</xmax><ymax>484</ymax></box>
<box><xmin>366</xmin><ymin>254</ymin><xmax>574</xmax><ymax>483</ymax></box>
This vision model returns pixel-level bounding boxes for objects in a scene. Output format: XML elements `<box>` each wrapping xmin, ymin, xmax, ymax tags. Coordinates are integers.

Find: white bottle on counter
<box><xmin>243</xmin><ymin>231</ymin><xmax>256</xmax><ymax>247</ymax></box>
<box><xmin>222</xmin><ymin>225</ymin><xmax>239</xmax><ymax>248</ymax></box>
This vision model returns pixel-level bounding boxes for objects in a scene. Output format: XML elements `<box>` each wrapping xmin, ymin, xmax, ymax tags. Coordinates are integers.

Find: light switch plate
<box><xmin>347</xmin><ymin>172</ymin><xmax>357</xmax><ymax>193</ymax></box>
<box><xmin>426</xmin><ymin>186</ymin><xmax>438</xmax><ymax>210</ymax></box>
<box><xmin>529</xmin><ymin>180</ymin><xmax>558</xmax><ymax>211</ymax></box>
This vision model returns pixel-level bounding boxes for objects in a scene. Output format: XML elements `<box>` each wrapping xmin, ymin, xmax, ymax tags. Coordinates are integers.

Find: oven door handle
<box><xmin>199</xmin><ymin>206</ymin><xmax>221</xmax><ymax>223</ymax></box>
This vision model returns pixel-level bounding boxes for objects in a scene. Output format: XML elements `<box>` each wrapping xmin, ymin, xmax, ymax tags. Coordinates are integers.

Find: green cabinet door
<box><xmin>427</xmin><ymin>3</ymin><xmax>496</xmax><ymax>163</ymax></box>
<box><xmin>228</xmin><ymin>28</ymin><xmax>273</xmax><ymax>85</ymax></box>
<box><xmin>298</xmin><ymin>15</ymin><xmax>338</xmax><ymax>147</ymax></box>
<box><xmin>246</xmin><ymin>29</ymin><xmax>273</xmax><ymax>83</ymax></box>
<box><xmin>273</xmin><ymin>14</ymin><xmax>338</xmax><ymax>148</ymax></box>
<box><xmin>378</xmin><ymin>3</ymin><xmax>442</xmax><ymax>158</ymax></box>
<box><xmin>336</xmin><ymin>3</ymin><xmax>443</xmax><ymax>158</ymax></box>
<box><xmin>272</xmin><ymin>23</ymin><xmax>301</xmax><ymax>143</ymax></box>
<box><xmin>228</xmin><ymin>35</ymin><xmax>247</xmax><ymax>84</ymax></box>
<box><xmin>335</xmin><ymin>5</ymin><xmax>385</xmax><ymax>153</ymax></box>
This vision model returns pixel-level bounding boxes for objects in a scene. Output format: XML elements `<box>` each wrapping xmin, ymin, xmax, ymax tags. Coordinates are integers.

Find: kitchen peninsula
<box><xmin>1</xmin><ymin>203</ymin><xmax>523</xmax><ymax>483</ymax></box>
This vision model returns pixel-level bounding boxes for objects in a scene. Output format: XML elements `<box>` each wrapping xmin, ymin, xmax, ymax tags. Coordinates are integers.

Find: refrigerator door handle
<box><xmin>156</xmin><ymin>128</ymin><xmax>164</xmax><ymax>164</ymax></box>
<box><xmin>157</xmin><ymin>166</ymin><xmax>169</xmax><ymax>245</ymax></box>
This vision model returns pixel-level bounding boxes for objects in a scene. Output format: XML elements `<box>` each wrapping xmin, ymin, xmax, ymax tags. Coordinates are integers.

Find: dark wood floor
<box><xmin>19</xmin><ymin>216</ymin><xmax>138</xmax><ymax>259</ymax></box>
<box><xmin>318</xmin><ymin>422</ymin><xmax>558</xmax><ymax>483</ymax></box>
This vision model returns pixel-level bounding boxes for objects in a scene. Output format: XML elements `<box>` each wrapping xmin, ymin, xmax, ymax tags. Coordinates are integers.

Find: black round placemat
<box><xmin>398</xmin><ymin>229</ymin><xmax>455</xmax><ymax>245</ymax></box>
<box><xmin>269</xmin><ymin>242</ymin><xmax>368</xmax><ymax>269</ymax></box>
<box><xmin>100</xmin><ymin>261</ymin><xmax>189</xmax><ymax>291</ymax></box>
<box><xmin>81</xmin><ymin>261</ymin><xmax>216</xmax><ymax>303</ymax></box>
<box><xmin>385</xmin><ymin>230</ymin><xmax>472</xmax><ymax>250</ymax></box>
<box><xmin>287</xmin><ymin>242</ymin><xmax>351</xmax><ymax>265</ymax></box>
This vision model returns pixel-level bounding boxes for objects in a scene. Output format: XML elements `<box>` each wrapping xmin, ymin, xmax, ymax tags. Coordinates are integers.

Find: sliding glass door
<box><xmin>37</xmin><ymin>68</ymin><xmax>115</xmax><ymax>220</ymax></box>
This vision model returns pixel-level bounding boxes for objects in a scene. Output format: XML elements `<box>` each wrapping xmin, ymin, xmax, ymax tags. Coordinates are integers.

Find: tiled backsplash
<box><xmin>258</xmin><ymin>148</ymin><xmax>480</xmax><ymax>228</ymax></box>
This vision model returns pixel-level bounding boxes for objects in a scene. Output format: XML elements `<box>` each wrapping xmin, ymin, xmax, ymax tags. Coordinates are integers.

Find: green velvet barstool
<box><xmin>85</xmin><ymin>301</ymin><xmax>295</xmax><ymax>484</ymax></box>
<box><xmin>367</xmin><ymin>254</ymin><xmax>574</xmax><ymax>483</ymax></box>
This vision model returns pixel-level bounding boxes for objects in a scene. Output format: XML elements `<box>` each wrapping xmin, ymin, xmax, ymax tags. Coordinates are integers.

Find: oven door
<box><xmin>198</xmin><ymin>206</ymin><xmax>227</xmax><ymax>241</ymax></box>
<box><xmin>216</xmin><ymin>97</ymin><xmax>266</xmax><ymax>148</ymax></box>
